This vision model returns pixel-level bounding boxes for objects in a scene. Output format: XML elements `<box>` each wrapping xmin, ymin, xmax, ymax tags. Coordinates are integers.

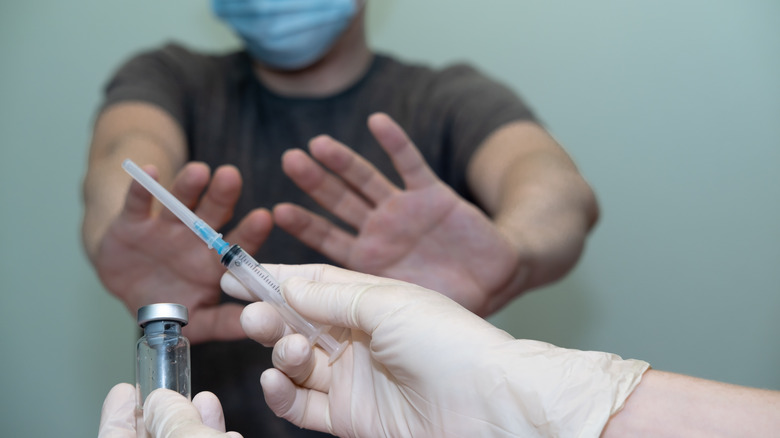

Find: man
<box><xmin>82</xmin><ymin>0</ymin><xmax>598</xmax><ymax>435</ymax></box>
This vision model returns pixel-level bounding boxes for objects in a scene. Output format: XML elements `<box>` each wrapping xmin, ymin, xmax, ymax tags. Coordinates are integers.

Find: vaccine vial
<box><xmin>135</xmin><ymin>303</ymin><xmax>191</xmax><ymax>435</ymax></box>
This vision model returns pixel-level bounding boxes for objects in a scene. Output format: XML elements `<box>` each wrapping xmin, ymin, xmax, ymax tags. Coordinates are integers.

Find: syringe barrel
<box><xmin>221</xmin><ymin>245</ymin><xmax>346</xmax><ymax>360</ymax></box>
<box><xmin>221</xmin><ymin>245</ymin><xmax>288</xmax><ymax>307</ymax></box>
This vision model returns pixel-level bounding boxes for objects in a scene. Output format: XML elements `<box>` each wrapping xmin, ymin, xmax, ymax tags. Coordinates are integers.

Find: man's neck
<box><xmin>252</xmin><ymin>12</ymin><xmax>372</xmax><ymax>98</ymax></box>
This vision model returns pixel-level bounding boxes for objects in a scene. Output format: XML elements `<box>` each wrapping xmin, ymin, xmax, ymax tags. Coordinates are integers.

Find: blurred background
<box><xmin>1</xmin><ymin>0</ymin><xmax>778</xmax><ymax>435</ymax></box>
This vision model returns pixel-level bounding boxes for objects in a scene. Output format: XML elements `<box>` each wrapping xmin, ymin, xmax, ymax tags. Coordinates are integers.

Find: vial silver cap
<box><xmin>137</xmin><ymin>303</ymin><xmax>189</xmax><ymax>327</ymax></box>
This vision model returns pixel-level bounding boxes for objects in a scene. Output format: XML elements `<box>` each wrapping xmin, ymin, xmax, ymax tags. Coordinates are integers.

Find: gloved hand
<box><xmin>222</xmin><ymin>264</ymin><xmax>650</xmax><ymax>438</ymax></box>
<box><xmin>98</xmin><ymin>383</ymin><xmax>242</xmax><ymax>437</ymax></box>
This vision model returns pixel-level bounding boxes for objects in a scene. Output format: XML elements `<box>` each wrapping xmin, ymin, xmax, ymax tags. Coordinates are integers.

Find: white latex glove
<box><xmin>98</xmin><ymin>383</ymin><xmax>242</xmax><ymax>438</ymax></box>
<box><xmin>221</xmin><ymin>265</ymin><xmax>650</xmax><ymax>438</ymax></box>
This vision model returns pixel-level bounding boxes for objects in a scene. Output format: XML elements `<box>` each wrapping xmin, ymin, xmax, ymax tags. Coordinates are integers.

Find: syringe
<box><xmin>122</xmin><ymin>159</ymin><xmax>347</xmax><ymax>362</ymax></box>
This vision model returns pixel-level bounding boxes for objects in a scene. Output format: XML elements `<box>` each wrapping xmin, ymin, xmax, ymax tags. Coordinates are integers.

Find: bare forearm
<box><xmin>468</xmin><ymin>122</ymin><xmax>599</xmax><ymax>292</ymax></box>
<box><xmin>81</xmin><ymin>102</ymin><xmax>186</xmax><ymax>262</ymax></box>
<box><xmin>82</xmin><ymin>138</ymin><xmax>177</xmax><ymax>259</ymax></box>
<box><xmin>494</xmin><ymin>149</ymin><xmax>597</xmax><ymax>288</ymax></box>
<box><xmin>603</xmin><ymin>370</ymin><xmax>780</xmax><ymax>437</ymax></box>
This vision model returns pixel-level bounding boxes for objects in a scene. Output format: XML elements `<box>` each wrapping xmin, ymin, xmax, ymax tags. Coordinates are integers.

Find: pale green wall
<box><xmin>1</xmin><ymin>1</ymin><xmax>778</xmax><ymax>435</ymax></box>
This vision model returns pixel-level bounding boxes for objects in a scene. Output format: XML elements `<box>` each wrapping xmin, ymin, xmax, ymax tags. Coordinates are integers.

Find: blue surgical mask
<box><xmin>212</xmin><ymin>0</ymin><xmax>360</xmax><ymax>70</ymax></box>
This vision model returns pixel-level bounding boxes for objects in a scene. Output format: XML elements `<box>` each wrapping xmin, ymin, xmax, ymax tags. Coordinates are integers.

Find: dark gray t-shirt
<box><xmin>101</xmin><ymin>42</ymin><xmax>537</xmax><ymax>436</ymax></box>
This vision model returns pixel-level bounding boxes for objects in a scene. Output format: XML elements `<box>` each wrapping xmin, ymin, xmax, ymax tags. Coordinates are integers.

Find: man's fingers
<box><xmin>184</xmin><ymin>303</ymin><xmax>247</xmax><ymax>344</ymax></box>
<box><xmin>307</xmin><ymin>135</ymin><xmax>397</xmax><ymax>205</ymax></box>
<box><xmin>272</xmin><ymin>203</ymin><xmax>353</xmax><ymax>265</ymax></box>
<box><xmin>159</xmin><ymin>162</ymin><xmax>211</xmax><ymax>223</ymax></box>
<box><xmin>121</xmin><ymin>166</ymin><xmax>157</xmax><ymax>222</ymax></box>
<box><xmin>223</xmin><ymin>208</ymin><xmax>273</xmax><ymax>256</ymax></box>
<box><xmin>367</xmin><ymin>112</ymin><xmax>438</xmax><ymax>190</ymax></box>
<box><xmin>194</xmin><ymin>165</ymin><xmax>243</xmax><ymax>230</ymax></box>
<box><xmin>281</xmin><ymin>147</ymin><xmax>373</xmax><ymax>228</ymax></box>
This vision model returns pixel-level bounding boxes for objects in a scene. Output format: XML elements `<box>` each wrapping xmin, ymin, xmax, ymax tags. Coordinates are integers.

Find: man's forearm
<box><xmin>468</xmin><ymin>122</ymin><xmax>599</xmax><ymax>297</ymax></box>
<box><xmin>81</xmin><ymin>137</ymin><xmax>180</xmax><ymax>262</ymax></box>
<box><xmin>82</xmin><ymin>103</ymin><xmax>187</xmax><ymax>262</ymax></box>
<box><xmin>493</xmin><ymin>151</ymin><xmax>597</xmax><ymax>283</ymax></box>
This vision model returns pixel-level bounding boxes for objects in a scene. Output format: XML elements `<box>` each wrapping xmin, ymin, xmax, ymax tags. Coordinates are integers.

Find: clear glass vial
<box><xmin>136</xmin><ymin>303</ymin><xmax>191</xmax><ymax>410</ymax></box>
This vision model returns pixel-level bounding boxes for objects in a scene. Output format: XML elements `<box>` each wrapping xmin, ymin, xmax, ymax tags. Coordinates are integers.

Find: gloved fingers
<box><xmin>280</xmin><ymin>275</ymin><xmax>431</xmax><ymax>333</ymax></box>
<box><xmin>260</xmin><ymin>368</ymin><xmax>332</xmax><ymax>434</ymax></box>
<box><xmin>272</xmin><ymin>334</ymin><xmax>332</xmax><ymax>393</ymax></box>
<box><xmin>261</xmin><ymin>263</ymin><xmax>404</xmax><ymax>287</ymax></box>
<box><xmin>98</xmin><ymin>383</ymin><xmax>136</xmax><ymax>438</ymax></box>
<box><xmin>221</xmin><ymin>271</ymin><xmax>254</xmax><ymax>302</ymax></box>
<box><xmin>226</xmin><ymin>263</ymin><xmax>408</xmax><ymax>334</ymax></box>
<box><xmin>144</xmin><ymin>388</ymin><xmax>228</xmax><ymax>437</ymax></box>
<box><xmin>192</xmin><ymin>391</ymin><xmax>227</xmax><ymax>432</ymax></box>
<box><xmin>367</xmin><ymin>112</ymin><xmax>439</xmax><ymax>190</ymax></box>
<box><xmin>240</xmin><ymin>301</ymin><xmax>294</xmax><ymax>347</ymax></box>
<box><xmin>184</xmin><ymin>302</ymin><xmax>247</xmax><ymax>344</ymax></box>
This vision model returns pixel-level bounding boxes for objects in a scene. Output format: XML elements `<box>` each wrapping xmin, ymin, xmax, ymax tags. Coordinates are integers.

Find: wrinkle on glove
<box><xmin>478</xmin><ymin>343</ymin><xmax>650</xmax><ymax>437</ymax></box>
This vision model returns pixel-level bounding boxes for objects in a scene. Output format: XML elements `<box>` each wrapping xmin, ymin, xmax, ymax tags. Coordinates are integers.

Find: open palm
<box><xmin>94</xmin><ymin>163</ymin><xmax>272</xmax><ymax>343</ymax></box>
<box><xmin>274</xmin><ymin>113</ymin><xmax>521</xmax><ymax>315</ymax></box>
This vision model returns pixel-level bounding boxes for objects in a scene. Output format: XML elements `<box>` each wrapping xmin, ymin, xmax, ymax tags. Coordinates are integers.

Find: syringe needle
<box><xmin>122</xmin><ymin>158</ymin><xmax>347</xmax><ymax>363</ymax></box>
<box><xmin>122</xmin><ymin>159</ymin><xmax>229</xmax><ymax>254</ymax></box>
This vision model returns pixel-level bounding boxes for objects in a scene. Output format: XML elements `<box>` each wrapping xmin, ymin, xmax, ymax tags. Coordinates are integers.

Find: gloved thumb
<box><xmin>192</xmin><ymin>391</ymin><xmax>229</xmax><ymax>432</ymax></box>
<box><xmin>144</xmin><ymin>389</ymin><xmax>239</xmax><ymax>437</ymax></box>
<box><xmin>98</xmin><ymin>383</ymin><xmax>136</xmax><ymax>438</ymax></box>
<box><xmin>280</xmin><ymin>275</ymin><xmax>450</xmax><ymax>335</ymax></box>
<box><xmin>280</xmin><ymin>277</ymin><xmax>372</xmax><ymax>332</ymax></box>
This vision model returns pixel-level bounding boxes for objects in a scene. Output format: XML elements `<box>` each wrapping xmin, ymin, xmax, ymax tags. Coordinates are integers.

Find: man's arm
<box><xmin>467</xmin><ymin>121</ymin><xmax>599</xmax><ymax>312</ymax></box>
<box><xmin>82</xmin><ymin>101</ymin><xmax>187</xmax><ymax>262</ymax></box>
<box><xmin>603</xmin><ymin>370</ymin><xmax>780</xmax><ymax>437</ymax></box>
<box><xmin>81</xmin><ymin>101</ymin><xmax>271</xmax><ymax>343</ymax></box>
<box><xmin>273</xmin><ymin>113</ymin><xmax>593</xmax><ymax>315</ymax></box>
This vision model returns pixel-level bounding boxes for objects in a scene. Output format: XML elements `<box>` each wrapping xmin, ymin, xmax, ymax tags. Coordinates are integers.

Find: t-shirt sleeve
<box><xmin>427</xmin><ymin>63</ymin><xmax>540</xmax><ymax>200</ymax></box>
<box><xmin>99</xmin><ymin>43</ymin><xmax>193</xmax><ymax>128</ymax></box>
